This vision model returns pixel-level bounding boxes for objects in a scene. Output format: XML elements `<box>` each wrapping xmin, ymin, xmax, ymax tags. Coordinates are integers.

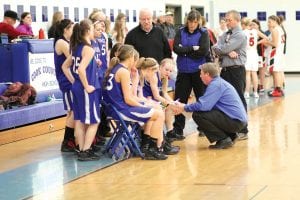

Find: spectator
<box><xmin>170</xmin><ymin>62</ymin><xmax>247</xmax><ymax>149</ymax></box>
<box><xmin>163</xmin><ymin>11</ymin><xmax>176</xmax><ymax>40</ymax></box>
<box><xmin>112</xmin><ymin>13</ymin><xmax>128</xmax><ymax>44</ymax></box>
<box><xmin>214</xmin><ymin>17</ymin><xmax>228</xmax><ymax>39</ymax></box>
<box><xmin>16</xmin><ymin>12</ymin><xmax>33</xmax><ymax>35</ymax></box>
<box><xmin>0</xmin><ymin>10</ymin><xmax>32</xmax><ymax>41</ymax></box>
<box><xmin>48</xmin><ymin>11</ymin><xmax>63</xmax><ymax>39</ymax></box>
<box><xmin>125</xmin><ymin>8</ymin><xmax>171</xmax><ymax>63</ymax></box>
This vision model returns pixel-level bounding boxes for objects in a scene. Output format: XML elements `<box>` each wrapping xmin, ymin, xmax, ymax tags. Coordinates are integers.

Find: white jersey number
<box><xmin>106</xmin><ymin>74</ymin><xmax>114</xmax><ymax>91</ymax></box>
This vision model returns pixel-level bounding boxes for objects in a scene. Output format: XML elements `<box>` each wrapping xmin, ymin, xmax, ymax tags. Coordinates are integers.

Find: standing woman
<box><xmin>170</xmin><ymin>10</ymin><xmax>209</xmax><ymax>140</ymax></box>
<box><xmin>48</xmin><ymin>11</ymin><xmax>64</xmax><ymax>38</ymax></box>
<box><xmin>261</xmin><ymin>15</ymin><xmax>285</xmax><ymax>97</ymax></box>
<box><xmin>54</xmin><ymin>19</ymin><xmax>75</xmax><ymax>152</ymax></box>
<box><xmin>16</xmin><ymin>12</ymin><xmax>34</xmax><ymax>35</ymax></box>
<box><xmin>103</xmin><ymin>45</ymin><xmax>167</xmax><ymax>160</ymax></box>
<box><xmin>251</xmin><ymin>19</ymin><xmax>267</xmax><ymax>93</ymax></box>
<box><xmin>112</xmin><ymin>13</ymin><xmax>128</xmax><ymax>44</ymax></box>
<box><xmin>62</xmin><ymin>19</ymin><xmax>101</xmax><ymax>161</ymax></box>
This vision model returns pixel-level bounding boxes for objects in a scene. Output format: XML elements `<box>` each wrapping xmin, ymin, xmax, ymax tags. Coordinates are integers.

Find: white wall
<box><xmin>1</xmin><ymin>0</ymin><xmax>299</xmax><ymax>71</ymax></box>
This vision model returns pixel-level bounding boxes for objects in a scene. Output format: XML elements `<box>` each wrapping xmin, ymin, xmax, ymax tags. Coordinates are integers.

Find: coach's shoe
<box><xmin>61</xmin><ymin>139</ymin><xmax>76</xmax><ymax>152</ymax></box>
<box><xmin>230</xmin><ymin>133</ymin><xmax>239</xmax><ymax>144</ymax></box>
<box><xmin>237</xmin><ymin>132</ymin><xmax>248</xmax><ymax>140</ymax></box>
<box><xmin>78</xmin><ymin>149</ymin><xmax>100</xmax><ymax>161</ymax></box>
<box><xmin>209</xmin><ymin>137</ymin><xmax>233</xmax><ymax>149</ymax></box>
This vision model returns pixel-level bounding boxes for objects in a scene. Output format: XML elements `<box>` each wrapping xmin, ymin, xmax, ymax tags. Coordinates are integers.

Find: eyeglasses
<box><xmin>225</xmin><ymin>18</ymin><xmax>233</xmax><ymax>22</ymax></box>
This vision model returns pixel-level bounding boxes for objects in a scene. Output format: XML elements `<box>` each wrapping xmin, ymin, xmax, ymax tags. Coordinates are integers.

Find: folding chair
<box><xmin>101</xmin><ymin>100</ymin><xmax>144</xmax><ymax>160</ymax></box>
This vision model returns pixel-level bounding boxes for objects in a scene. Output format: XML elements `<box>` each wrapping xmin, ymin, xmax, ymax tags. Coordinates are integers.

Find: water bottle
<box><xmin>39</xmin><ymin>28</ymin><xmax>45</xmax><ymax>39</ymax></box>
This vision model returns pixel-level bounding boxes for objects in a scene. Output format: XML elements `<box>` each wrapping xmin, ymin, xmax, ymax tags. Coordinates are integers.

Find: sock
<box><xmin>63</xmin><ymin>126</ymin><xmax>75</xmax><ymax>141</ymax></box>
<box><xmin>150</xmin><ymin>137</ymin><xmax>159</xmax><ymax>148</ymax></box>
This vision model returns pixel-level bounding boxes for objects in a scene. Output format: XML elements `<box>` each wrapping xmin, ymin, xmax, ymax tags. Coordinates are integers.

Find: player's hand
<box><xmin>85</xmin><ymin>85</ymin><xmax>95</xmax><ymax>93</ymax></box>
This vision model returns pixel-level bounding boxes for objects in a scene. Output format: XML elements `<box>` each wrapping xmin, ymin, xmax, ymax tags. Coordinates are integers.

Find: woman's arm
<box><xmin>62</xmin><ymin>55</ymin><xmax>75</xmax><ymax>84</ymax></box>
<box><xmin>118</xmin><ymin>68</ymin><xmax>143</xmax><ymax>107</ymax></box>
<box><xmin>78</xmin><ymin>46</ymin><xmax>95</xmax><ymax>93</ymax></box>
<box><xmin>262</xmin><ymin>28</ymin><xmax>278</xmax><ymax>48</ymax></box>
<box><xmin>148</xmin><ymin>75</ymin><xmax>170</xmax><ymax>105</ymax></box>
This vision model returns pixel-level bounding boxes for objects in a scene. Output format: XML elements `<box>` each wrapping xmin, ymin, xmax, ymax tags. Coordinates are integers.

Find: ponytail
<box><xmin>70</xmin><ymin>19</ymin><xmax>92</xmax><ymax>53</ymax></box>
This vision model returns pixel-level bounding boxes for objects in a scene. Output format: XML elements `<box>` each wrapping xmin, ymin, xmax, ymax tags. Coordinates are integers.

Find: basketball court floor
<box><xmin>1</xmin><ymin>75</ymin><xmax>300</xmax><ymax>200</ymax></box>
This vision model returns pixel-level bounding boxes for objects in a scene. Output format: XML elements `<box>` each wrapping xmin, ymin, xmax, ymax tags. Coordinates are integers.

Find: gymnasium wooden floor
<box><xmin>1</xmin><ymin>75</ymin><xmax>300</xmax><ymax>200</ymax></box>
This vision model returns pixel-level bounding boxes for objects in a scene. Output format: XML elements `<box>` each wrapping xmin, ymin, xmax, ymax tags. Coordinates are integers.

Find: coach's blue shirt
<box><xmin>184</xmin><ymin>76</ymin><xmax>247</xmax><ymax>123</ymax></box>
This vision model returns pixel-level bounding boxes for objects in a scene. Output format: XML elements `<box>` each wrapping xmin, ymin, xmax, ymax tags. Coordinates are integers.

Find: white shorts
<box><xmin>258</xmin><ymin>56</ymin><xmax>264</xmax><ymax>68</ymax></box>
<box><xmin>273</xmin><ymin>55</ymin><xmax>286</xmax><ymax>72</ymax></box>
<box><xmin>245</xmin><ymin>51</ymin><xmax>258</xmax><ymax>71</ymax></box>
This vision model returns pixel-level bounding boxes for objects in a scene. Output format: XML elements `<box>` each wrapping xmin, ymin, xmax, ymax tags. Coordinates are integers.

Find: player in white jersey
<box><xmin>261</xmin><ymin>15</ymin><xmax>285</xmax><ymax>97</ymax></box>
<box><xmin>241</xmin><ymin>18</ymin><xmax>267</xmax><ymax>98</ymax></box>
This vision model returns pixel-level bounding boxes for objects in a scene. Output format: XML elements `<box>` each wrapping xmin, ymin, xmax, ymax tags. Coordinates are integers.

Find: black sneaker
<box><xmin>237</xmin><ymin>133</ymin><xmax>248</xmax><ymax>140</ymax></box>
<box><xmin>61</xmin><ymin>139</ymin><xmax>76</xmax><ymax>152</ymax></box>
<box><xmin>209</xmin><ymin>137</ymin><xmax>233</xmax><ymax>149</ymax></box>
<box><xmin>163</xmin><ymin>141</ymin><xmax>180</xmax><ymax>155</ymax></box>
<box><xmin>144</xmin><ymin>146</ymin><xmax>168</xmax><ymax>160</ymax></box>
<box><xmin>78</xmin><ymin>149</ymin><xmax>101</xmax><ymax>161</ymax></box>
<box><xmin>95</xmin><ymin>135</ymin><xmax>106</xmax><ymax>146</ymax></box>
<box><xmin>166</xmin><ymin>129</ymin><xmax>185</xmax><ymax>141</ymax></box>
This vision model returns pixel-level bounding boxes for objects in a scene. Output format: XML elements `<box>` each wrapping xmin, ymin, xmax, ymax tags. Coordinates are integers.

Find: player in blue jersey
<box><xmin>62</xmin><ymin>19</ymin><xmax>101</xmax><ymax>161</ymax></box>
<box><xmin>136</xmin><ymin>57</ymin><xmax>179</xmax><ymax>154</ymax></box>
<box><xmin>54</xmin><ymin>19</ymin><xmax>75</xmax><ymax>152</ymax></box>
<box><xmin>103</xmin><ymin>44</ymin><xmax>168</xmax><ymax>160</ymax></box>
<box><xmin>90</xmin><ymin>19</ymin><xmax>111</xmax><ymax>142</ymax></box>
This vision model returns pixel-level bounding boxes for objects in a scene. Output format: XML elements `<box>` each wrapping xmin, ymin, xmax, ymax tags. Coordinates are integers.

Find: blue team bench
<box><xmin>0</xmin><ymin>85</ymin><xmax>66</xmax><ymax>131</ymax></box>
<box><xmin>0</xmin><ymin>39</ymin><xmax>67</xmax><ymax>131</ymax></box>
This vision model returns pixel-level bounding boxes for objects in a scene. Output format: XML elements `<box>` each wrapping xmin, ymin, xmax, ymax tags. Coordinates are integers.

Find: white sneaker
<box><xmin>253</xmin><ymin>92</ymin><xmax>259</xmax><ymax>98</ymax></box>
<box><xmin>244</xmin><ymin>92</ymin><xmax>250</xmax><ymax>99</ymax></box>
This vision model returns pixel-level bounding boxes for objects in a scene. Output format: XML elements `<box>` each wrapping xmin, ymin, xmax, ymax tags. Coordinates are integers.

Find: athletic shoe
<box><xmin>61</xmin><ymin>139</ymin><xmax>76</xmax><ymax>152</ymax></box>
<box><xmin>166</xmin><ymin>129</ymin><xmax>185</xmax><ymax>141</ymax></box>
<box><xmin>253</xmin><ymin>92</ymin><xmax>259</xmax><ymax>98</ymax></box>
<box><xmin>268</xmin><ymin>89</ymin><xmax>284</xmax><ymax>97</ymax></box>
<box><xmin>144</xmin><ymin>146</ymin><xmax>168</xmax><ymax>160</ymax></box>
<box><xmin>244</xmin><ymin>92</ymin><xmax>250</xmax><ymax>99</ymax></box>
<box><xmin>163</xmin><ymin>140</ymin><xmax>180</xmax><ymax>155</ymax></box>
<box><xmin>258</xmin><ymin>85</ymin><xmax>265</xmax><ymax>93</ymax></box>
<box><xmin>78</xmin><ymin>149</ymin><xmax>101</xmax><ymax>161</ymax></box>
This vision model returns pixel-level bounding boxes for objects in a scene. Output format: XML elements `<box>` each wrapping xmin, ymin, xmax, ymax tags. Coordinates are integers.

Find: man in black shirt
<box><xmin>125</xmin><ymin>8</ymin><xmax>171</xmax><ymax>63</ymax></box>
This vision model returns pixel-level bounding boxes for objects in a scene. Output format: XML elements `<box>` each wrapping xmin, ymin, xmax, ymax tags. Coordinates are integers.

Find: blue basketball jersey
<box><xmin>71</xmin><ymin>44</ymin><xmax>100</xmax><ymax>89</ymax></box>
<box><xmin>103</xmin><ymin>64</ymin><xmax>128</xmax><ymax>110</ymax></box>
<box><xmin>93</xmin><ymin>35</ymin><xmax>107</xmax><ymax>81</ymax></box>
<box><xmin>142</xmin><ymin>72</ymin><xmax>162</xmax><ymax>99</ymax></box>
<box><xmin>54</xmin><ymin>37</ymin><xmax>71</xmax><ymax>92</ymax></box>
<box><xmin>103</xmin><ymin>63</ymin><xmax>153</xmax><ymax>125</ymax></box>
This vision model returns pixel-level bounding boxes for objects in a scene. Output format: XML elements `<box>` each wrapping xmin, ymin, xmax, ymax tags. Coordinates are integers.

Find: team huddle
<box><xmin>53</xmin><ymin>8</ymin><xmax>286</xmax><ymax>161</ymax></box>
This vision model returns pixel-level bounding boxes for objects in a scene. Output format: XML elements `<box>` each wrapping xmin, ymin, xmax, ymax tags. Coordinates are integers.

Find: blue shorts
<box><xmin>118</xmin><ymin>106</ymin><xmax>154</xmax><ymax>126</ymax></box>
<box><xmin>62</xmin><ymin>90</ymin><xmax>73</xmax><ymax>111</ymax></box>
<box><xmin>72</xmin><ymin>82</ymin><xmax>101</xmax><ymax>124</ymax></box>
